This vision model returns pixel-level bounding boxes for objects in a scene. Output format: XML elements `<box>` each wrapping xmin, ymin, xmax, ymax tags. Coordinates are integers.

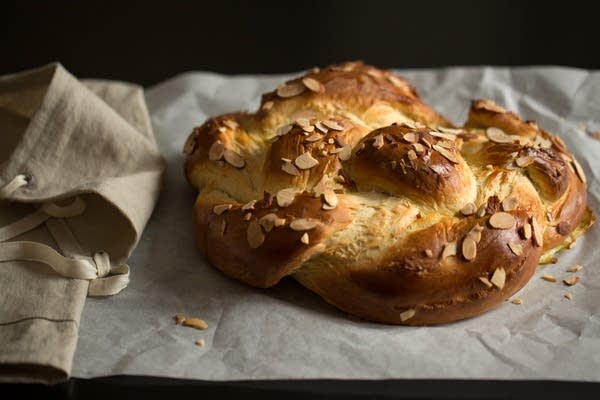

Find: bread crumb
<box><xmin>564</xmin><ymin>292</ymin><xmax>573</xmax><ymax>300</ymax></box>
<box><xmin>183</xmin><ymin>317</ymin><xmax>209</xmax><ymax>330</ymax></box>
<box><xmin>567</xmin><ymin>264</ymin><xmax>582</xmax><ymax>273</ymax></box>
<box><xmin>541</xmin><ymin>274</ymin><xmax>556</xmax><ymax>282</ymax></box>
<box><xmin>174</xmin><ymin>314</ymin><xmax>186</xmax><ymax>325</ymax></box>
<box><xmin>195</xmin><ymin>338</ymin><xmax>205</xmax><ymax>347</ymax></box>
<box><xmin>400</xmin><ymin>309</ymin><xmax>416</xmax><ymax>322</ymax></box>
<box><xmin>563</xmin><ymin>276</ymin><xmax>580</xmax><ymax>286</ymax></box>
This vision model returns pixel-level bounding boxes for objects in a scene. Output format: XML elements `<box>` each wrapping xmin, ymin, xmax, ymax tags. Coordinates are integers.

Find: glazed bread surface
<box><xmin>183</xmin><ymin>62</ymin><xmax>594</xmax><ymax>325</ymax></box>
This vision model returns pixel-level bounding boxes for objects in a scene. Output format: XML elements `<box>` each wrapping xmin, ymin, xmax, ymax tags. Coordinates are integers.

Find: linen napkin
<box><xmin>0</xmin><ymin>63</ymin><xmax>165</xmax><ymax>383</ymax></box>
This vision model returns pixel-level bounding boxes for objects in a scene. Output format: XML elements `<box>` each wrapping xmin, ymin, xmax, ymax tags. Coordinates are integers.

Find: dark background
<box><xmin>2</xmin><ymin>1</ymin><xmax>599</xmax><ymax>87</ymax></box>
<box><xmin>3</xmin><ymin>1</ymin><xmax>600</xmax><ymax>398</ymax></box>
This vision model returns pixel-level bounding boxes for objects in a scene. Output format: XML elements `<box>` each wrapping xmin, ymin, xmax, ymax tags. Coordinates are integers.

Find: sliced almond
<box><xmin>516</xmin><ymin>155</ymin><xmax>534</xmax><ymax>167</ymax></box>
<box><xmin>412</xmin><ymin>143</ymin><xmax>425</xmax><ymax>153</ymax></box>
<box><xmin>208</xmin><ymin>141</ymin><xmax>225</xmax><ymax>161</ymax></box>
<box><xmin>440</xmin><ymin>127</ymin><xmax>464</xmax><ymax>135</ymax></box>
<box><xmin>213</xmin><ymin>204</ymin><xmax>232</xmax><ymax>215</ymax></box>
<box><xmin>531</xmin><ymin>217</ymin><xmax>543</xmax><ymax>247</ymax></box>
<box><xmin>223</xmin><ymin>149</ymin><xmax>245</xmax><ymax>168</ymax></box>
<box><xmin>274</xmin><ymin>217</ymin><xmax>286</xmax><ymax>227</ymax></box>
<box><xmin>223</xmin><ymin>119</ymin><xmax>238</xmax><ymax>130</ymax></box>
<box><xmin>522</xmin><ymin>223</ymin><xmax>532</xmax><ymax>239</ymax></box>
<box><xmin>572</xmin><ymin>159</ymin><xmax>587</xmax><ymax>184</ymax></box>
<box><xmin>323</xmin><ymin>190</ymin><xmax>338</xmax><ymax>208</ymax></box>
<box><xmin>501</xmin><ymin>197</ymin><xmax>517</xmax><ymax>212</ymax></box>
<box><xmin>276</xmin><ymin>188</ymin><xmax>296</xmax><ymax>207</ymax></box>
<box><xmin>462</xmin><ymin>237</ymin><xmax>477</xmax><ymax>261</ymax></box>
<box><xmin>429</xmin><ymin>131</ymin><xmax>456</xmax><ymax>141</ymax></box>
<box><xmin>511</xmin><ymin>298</ymin><xmax>523</xmax><ymax>305</ymax></box>
<box><xmin>563</xmin><ymin>276</ymin><xmax>580</xmax><ymax>286</ymax></box>
<box><xmin>508</xmin><ymin>242</ymin><xmax>523</xmax><ymax>256</ymax></box>
<box><xmin>276</xmin><ymin>124</ymin><xmax>293</xmax><ymax>137</ymax></box>
<box><xmin>489</xmin><ymin>212</ymin><xmax>516</xmax><ymax>229</ymax></box>
<box><xmin>296</xmin><ymin>118</ymin><xmax>310</xmax><ymax>128</ymax></box>
<box><xmin>282</xmin><ymin>161</ymin><xmax>301</xmax><ymax>176</ymax></box>
<box><xmin>400</xmin><ymin>308</ymin><xmax>416</xmax><ymax>322</ymax></box>
<box><xmin>195</xmin><ymin>338</ymin><xmax>206</xmax><ymax>347</ymax></box>
<box><xmin>424</xmin><ymin>249</ymin><xmax>433</xmax><ymax>258</ymax></box>
<box><xmin>432</xmin><ymin>144</ymin><xmax>459</xmax><ymax>163</ymax></box>
<box><xmin>567</xmin><ymin>264</ymin><xmax>583</xmax><ymax>273</ymax></box>
<box><xmin>183</xmin><ymin>317</ymin><xmax>208</xmax><ymax>330</ymax></box>
<box><xmin>183</xmin><ymin>135</ymin><xmax>197</xmax><ymax>155</ymax></box>
<box><xmin>337</xmin><ymin>145</ymin><xmax>352</xmax><ymax>161</ymax></box>
<box><xmin>541</xmin><ymin>274</ymin><xmax>556</xmax><ymax>282</ymax></box>
<box><xmin>315</xmin><ymin>122</ymin><xmax>329</xmax><ymax>133</ymax></box>
<box><xmin>323</xmin><ymin>119</ymin><xmax>344</xmax><ymax>131</ymax></box>
<box><xmin>479</xmin><ymin>276</ymin><xmax>493</xmax><ymax>288</ymax></box>
<box><xmin>403</xmin><ymin>132</ymin><xmax>417</xmax><ymax>143</ymax></box>
<box><xmin>302</xmin><ymin>125</ymin><xmax>315</xmax><ymax>133</ymax></box>
<box><xmin>305</xmin><ymin>132</ymin><xmax>322</xmax><ymax>142</ymax></box>
<box><xmin>372</xmin><ymin>135</ymin><xmax>385</xmax><ymax>149</ymax></box>
<box><xmin>295</xmin><ymin>151</ymin><xmax>319</xmax><ymax>169</ymax></box>
<box><xmin>479</xmin><ymin>100</ymin><xmax>507</xmax><ymax>113</ymax></box>
<box><xmin>302</xmin><ymin>77</ymin><xmax>325</xmax><ymax>93</ymax></box>
<box><xmin>564</xmin><ymin>292</ymin><xmax>573</xmax><ymax>300</ymax></box>
<box><xmin>290</xmin><ymin>218</ymin><xmax>319</xmax><ymax>231</ymax></box>
<box><xmin>247</xmin><ymin>220</ymin><xmax>265</xmax><ymax>249</ymax></box>
<box><xmin>300</xmin><ymin>232</ymin><xmax>310</xmax><ymax>245</ymax></box>
<box><xmin>277</xmin><ymin>82</ymin><xmax>306</xmax><ymax>98</ymax></box>
<box><xmin>259</xmin><ymin>213</ymin><xmax>279</xmax><ymax>232</ymax></box>
<box><xmin>486</xmin><ymin>127</ymin><xmax>517</xmax><ymax>143</ymax></box>
<box><xmin>533</xmin><ymin>135</ymin><xmax>552</xmax><ymax>149</ymax></box>
<box><xmin>474</xmin><ymin>204</ymin><xmax>485</xmax><ymax>218</ymax></box>
<box><xmin>242</xmin><ymin>200</ymin><xmax>256</xmax><ymax>211</ymax></box>
<box><xmin>262</xmin><ymin>101</ymin><xmax>274</xmax><ymax>111</ymax></box>
<box><xmin>468</xmin><ymin>224</ymin><xmax>484</xmax><ymax>243</ymax></box>
<box><xmin>436</xmin><ymin>139</ymin><xmax>455</xmax><ymax>150</ymax></box>
<box><xmin>407</xmin><ymin>149</ymin><xmax>418</xmax><ymax>161</ymax></box>
<box><xmin>387</xmin><ymin>74</ymin><xmax>406</xmax><ymax>88</ymax></box>
<box><xmin>244</xmin><ymin>212</ymin><xmax>252</xmax><ymax>221</ymax></box>
<box><xmin>366</xmin><ymin>69</ymin><xmax>383</xmax><ymax>79</ymax></box>
<box><xmin>490</xmin><ymin>267</ymin><xmax>506</xmax><ymax>289</ymax></box>
<box><xmin>442</xmin><ymin>241</ymin><xmax>457</xmax><ymax>259</ymax></box>
<box><xmin>460</xmin><ymin>203</ymin><xmax>476</xmax><ymax>216</ymax></box>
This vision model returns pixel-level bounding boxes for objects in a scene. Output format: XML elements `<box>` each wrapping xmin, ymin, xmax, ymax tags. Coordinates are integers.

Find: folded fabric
<box><xmin>0</xmin><ymin>63</ymin><xmax>165</xmax><ymax>383</ymax></box>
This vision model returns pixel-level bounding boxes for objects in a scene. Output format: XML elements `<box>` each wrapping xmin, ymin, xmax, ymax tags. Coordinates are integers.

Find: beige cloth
<box><xmin>0</xmin><ymin>63</ymin><xmax>165</xmax><ymax>383</ymax></box>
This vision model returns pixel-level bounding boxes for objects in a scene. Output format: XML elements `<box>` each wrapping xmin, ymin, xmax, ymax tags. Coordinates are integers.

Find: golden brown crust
<box><xmin>259</xmin><ymin>62</ymin><xmax>454</xmax><ymax>129</ymax></box>
<box><xmin>346</xmin><ymin>124</ymin><xmax>476</xmax><ymax>209</ymax></box>
<box><xmin>183</xmin><ymin>62</ymin><xmax>594</xmax><ymax>325</ymax></box>
<box><xmin>194</xmin><ymin>192</ymin><xmax>353</xmax><ymax>287</ymax></box>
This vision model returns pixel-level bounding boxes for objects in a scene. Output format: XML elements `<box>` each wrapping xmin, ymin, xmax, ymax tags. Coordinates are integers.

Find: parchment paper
<box><xmin>73</xmin><ymin>67</ymin><xmax>600</xmax><ymax>381</ymax></box>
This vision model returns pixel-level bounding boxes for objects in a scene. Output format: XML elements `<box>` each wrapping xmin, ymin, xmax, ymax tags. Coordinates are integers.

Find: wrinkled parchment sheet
<box><xmin>73</xmin><ymin>67</ymin><xmax>600</xmax><ymax>381</ymax></box>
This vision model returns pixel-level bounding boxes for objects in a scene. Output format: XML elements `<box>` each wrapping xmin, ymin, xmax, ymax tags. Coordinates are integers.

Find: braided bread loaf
<box><xmin>183</xmin><ymin>62</ymin><xmax>594</xmax><ymax>325</ymax></box>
